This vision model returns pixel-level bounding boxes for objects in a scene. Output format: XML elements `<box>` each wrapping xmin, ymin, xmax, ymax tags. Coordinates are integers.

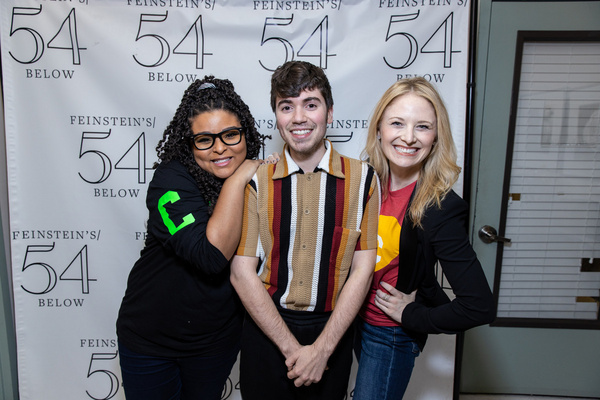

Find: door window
<box><xmin>493</xmin><ymin>31</ymin><xmax>600</xmax><ymax>329</ymax></box>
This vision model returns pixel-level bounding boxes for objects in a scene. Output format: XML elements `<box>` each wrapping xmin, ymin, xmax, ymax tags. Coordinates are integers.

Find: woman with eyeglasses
<box><xmin>116</xmin><ymin>76</ymin><xmax>266</xmax><ymax>400</ymax></box>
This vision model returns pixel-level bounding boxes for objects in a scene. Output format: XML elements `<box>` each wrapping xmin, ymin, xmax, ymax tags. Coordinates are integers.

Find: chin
<box><xmin>214</xmin><ymin>170</ymin><xmax>233</xmax><ymax>180</ymax></box>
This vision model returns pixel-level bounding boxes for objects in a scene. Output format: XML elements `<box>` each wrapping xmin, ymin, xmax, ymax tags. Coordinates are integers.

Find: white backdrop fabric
<box><xmin>0</xmin><ymin>0</ymin><xmax>470</xmax><ymax>399</ymax></box>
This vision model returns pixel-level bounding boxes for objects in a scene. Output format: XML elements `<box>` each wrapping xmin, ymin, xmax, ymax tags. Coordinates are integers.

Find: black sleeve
<box><xmin>401</xmin><ymin>191</ymin><xmax>496</xmax><ymax>334</ymax></box>
<box><xmin>145</xmin><ymin>161</ymin><xmax>228</xmax><ymax>275</ymax></box>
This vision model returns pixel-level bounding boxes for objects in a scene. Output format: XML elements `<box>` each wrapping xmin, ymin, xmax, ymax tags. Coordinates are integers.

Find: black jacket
<box><xmin>396</xmin><ymin>188</ymin><xmax>496</xmax><ymax>349</ymax></box>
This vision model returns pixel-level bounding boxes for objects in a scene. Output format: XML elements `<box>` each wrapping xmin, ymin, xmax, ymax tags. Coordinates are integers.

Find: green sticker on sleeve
<box><xmin>158</xmin><ymin>191</ymin><xmax>196</xmax><ymax>235</ymax></box>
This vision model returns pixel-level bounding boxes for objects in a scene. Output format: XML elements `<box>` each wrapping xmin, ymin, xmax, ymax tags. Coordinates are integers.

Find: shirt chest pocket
<box><xmin>328</xmin><ymin>226</ymin><xmax>362</xmax><ymax>275</ymax></box>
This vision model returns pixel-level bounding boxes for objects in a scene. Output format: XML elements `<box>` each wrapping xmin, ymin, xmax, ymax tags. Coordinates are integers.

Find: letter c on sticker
<box><xmin>158</xmin><ymin>191</ymin><xmax>195</xmax><ymax>235</ymax></box>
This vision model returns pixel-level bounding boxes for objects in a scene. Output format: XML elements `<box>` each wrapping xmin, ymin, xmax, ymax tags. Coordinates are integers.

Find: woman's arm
<box><xmin>148</xmin><ymin>160</ymin><xmax>258</xmax><ymax>274</ymax></box>
<box><xmin>379</xmin><ymin>191</ymin><xmax>496</xmax><ymax>333</ymax></box>
<box><xmin>401</xmin><ymin>192</ymin><xmax>496</xmax><ymax>333</ymax></box>
<box><xmin>206</xmin><ymin>159</ymin><xmax>260</xmax><ymax>260</ymax></box>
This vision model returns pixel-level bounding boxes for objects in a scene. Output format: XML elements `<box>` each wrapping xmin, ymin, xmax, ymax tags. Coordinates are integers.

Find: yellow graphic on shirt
<box><xmin>375</xmin><ymin>215</ymin><xmax>401</xmax><ymax>272</ymax></box>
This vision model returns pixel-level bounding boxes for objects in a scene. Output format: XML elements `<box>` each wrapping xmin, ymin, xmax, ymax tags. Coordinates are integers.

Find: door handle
<box><xmin>478</xmin><ymin>225</ymin><xmax>511</xmax><ymax>244</ymax></box>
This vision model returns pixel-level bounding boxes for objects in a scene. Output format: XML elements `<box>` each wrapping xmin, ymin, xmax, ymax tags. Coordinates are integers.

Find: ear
<box><xmin>327</xmin><ymin>107</ymin><xmax>333</xmax><ymax>124</ymax></box>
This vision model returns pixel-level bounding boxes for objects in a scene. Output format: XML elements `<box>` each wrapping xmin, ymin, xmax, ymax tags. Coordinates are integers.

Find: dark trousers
<box><xmin>118</xmin><ymin>341</ymin><xmax>238</xmax><ymax>400</ymax></box>
<box><xmin>239</xmin><ymin>309</ymin><xmax>353</xmax><ymax>400</ymax></box>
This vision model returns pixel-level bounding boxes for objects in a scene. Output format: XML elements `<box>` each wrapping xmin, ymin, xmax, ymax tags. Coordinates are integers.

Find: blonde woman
<box><xmin>354</xmin><ymin>78</ymin><xmax>495</xmax><ymax>399</ymax></box>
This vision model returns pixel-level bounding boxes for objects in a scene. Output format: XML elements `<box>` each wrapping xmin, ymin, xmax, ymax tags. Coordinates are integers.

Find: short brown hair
<box><xmin>270</xmin><ymin>61</ymin><xmax>333</xmax><ymax>112</ymax></box>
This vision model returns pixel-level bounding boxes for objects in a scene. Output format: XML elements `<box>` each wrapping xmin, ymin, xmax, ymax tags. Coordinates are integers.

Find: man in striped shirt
<box><xmin>231</xmin><ymin>61</ymin><xmax>380</xmax><ymax>400</ymax></box>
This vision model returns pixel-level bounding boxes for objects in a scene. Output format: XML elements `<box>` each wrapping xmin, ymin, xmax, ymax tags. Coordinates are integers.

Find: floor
<box><xmin>461</xmin><ymin>396</ymin><xmax>597</xmax><ymax>400</ymax></box>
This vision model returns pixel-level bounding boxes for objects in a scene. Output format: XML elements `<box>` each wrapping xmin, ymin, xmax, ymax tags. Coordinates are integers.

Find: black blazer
<box><xmin>396</xmin><ymin>188</ymin><xmax>496</xmax><ymax>349</ymax></box>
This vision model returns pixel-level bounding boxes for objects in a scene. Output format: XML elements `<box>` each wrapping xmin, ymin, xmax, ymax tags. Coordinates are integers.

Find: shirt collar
<box><xmin>272</xmin><ymin>139</ymin><xmax>345</xmax><ymax>180</ymax></box>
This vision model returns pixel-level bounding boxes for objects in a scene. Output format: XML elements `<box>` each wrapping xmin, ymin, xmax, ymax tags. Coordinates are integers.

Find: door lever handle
<box><xmin>478</xmin><ymin>225</ymin><xmax>511</xmax><ymax>244</ymax></box>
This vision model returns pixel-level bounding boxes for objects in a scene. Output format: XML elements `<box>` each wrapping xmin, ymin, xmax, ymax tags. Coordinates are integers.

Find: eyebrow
<box><xmin>193</xmin><ymin>126</ymin><xmax>240</xmax><ymax>136</ymax></box>
<box><xmin>277</xmin><ymin>96</ymin><xmax>323</xmax><ymax>108</ymax></box>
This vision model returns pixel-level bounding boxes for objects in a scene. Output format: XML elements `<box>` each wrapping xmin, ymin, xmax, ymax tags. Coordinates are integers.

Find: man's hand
<box><xmin>285</xmin><ymin>344</ymin><xmax>329</xmax><ymax>387</ymax></box>
<box><xmin>281</xmin><ymin>249</ymin><xmax>376</xmax><ymax>387</ymax></box>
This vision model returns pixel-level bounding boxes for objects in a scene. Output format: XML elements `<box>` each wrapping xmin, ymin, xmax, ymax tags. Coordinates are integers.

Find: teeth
<box><xmin>292</xmin><ymin>129</ymin><xmax>311</xmax><ymax>135</ymax></box>
<box><xmin>213</xmin><ymin>158</ymin><xmax>231</xmax><ymax>165</ymax></box>
<box><xmin>395</xmin><ymin>146</ymin><xmax>417</xmax><ymax>154</ymax></box>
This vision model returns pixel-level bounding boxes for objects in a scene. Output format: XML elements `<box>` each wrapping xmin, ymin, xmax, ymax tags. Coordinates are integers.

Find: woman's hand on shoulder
<box><xmin>228</xmin><ymin>152</ymin><xmax>279</xmax><ymax>186</ymax></box>
<box><xmin>230</xmin><ymin>159</ymin><xmax>261</xmax><ymax>185</ymax></box>
<box><xmin>261</xmin><ymin>152</ymin><xmax>280</xmax><ymax>165</ymax></box>
<box><xmin>375</xmin><ymin>281</ymin><xmax>417</xmax><ymax>324</ymax></box>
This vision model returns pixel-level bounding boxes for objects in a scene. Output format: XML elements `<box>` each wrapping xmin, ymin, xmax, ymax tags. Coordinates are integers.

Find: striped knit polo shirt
<box><xmin>237</xmin><ymin>140</ymin><xmax>380</xmax><ymax>313</ymax></box>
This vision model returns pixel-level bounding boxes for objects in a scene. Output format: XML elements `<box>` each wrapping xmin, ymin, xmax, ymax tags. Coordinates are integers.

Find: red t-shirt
<box><xmin>360</xmin><ymin>181</ymin><xmax>416</xmax><ymax>326</ymax></box>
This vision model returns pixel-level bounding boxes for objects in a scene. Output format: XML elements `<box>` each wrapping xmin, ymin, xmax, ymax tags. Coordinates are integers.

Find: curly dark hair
<box><xmin>155</xmin><ymin>76</ymin><xmax>264</xmax><ymax>212</ymax></box>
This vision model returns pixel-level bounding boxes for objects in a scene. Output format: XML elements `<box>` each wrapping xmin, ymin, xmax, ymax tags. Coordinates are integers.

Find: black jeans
<box><xmin>118</xmin><ymin>341</ymin><xmax>238</xmax><ymax>400</ymax></box>
<box><xmin>239</xmin><ymin>309</ymin><xmax>353</xmax><ymax>400</ymax></box>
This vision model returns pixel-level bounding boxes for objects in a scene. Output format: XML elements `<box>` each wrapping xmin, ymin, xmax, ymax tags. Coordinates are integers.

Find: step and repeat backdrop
<box><xmin>1</xmin><ymin>0</ymin><xmax>471</xmax><ymax>398</ymax></box>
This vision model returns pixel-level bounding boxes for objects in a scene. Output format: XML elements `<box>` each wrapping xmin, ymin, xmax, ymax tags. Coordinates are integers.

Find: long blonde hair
<box><xmin>362</xmin><ymin>77</ymin><xmax>461</xmax><ymax>228</ymax></box>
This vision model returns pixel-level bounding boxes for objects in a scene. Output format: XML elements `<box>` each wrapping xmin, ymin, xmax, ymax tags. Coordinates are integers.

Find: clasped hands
<box><xmin>280</xmin><ymin>280</ymin><xmax>416</xmax><ymax>387</ymax></box>
<box><xmin>284</xmin><ymin>343</ymin><xmax>329</xmax><ymax>387</ymax></box>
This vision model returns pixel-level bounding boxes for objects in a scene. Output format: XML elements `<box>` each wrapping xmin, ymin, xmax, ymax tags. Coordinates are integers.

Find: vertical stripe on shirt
<box><xmin>280</xmin><ymin>173</ymin><xmax>296</xmax><ymax>308</ymax></box>
<box><xmin>236</xmin><ymin>145</ymin><xmax>380</xmax><ymax>312</ymax></box>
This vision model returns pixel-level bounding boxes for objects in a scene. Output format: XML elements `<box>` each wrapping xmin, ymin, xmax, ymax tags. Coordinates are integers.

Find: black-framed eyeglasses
<box><xmin>190</xmin><ymin>127</ymin><xmax>244</xmax><ymax>151</ymax></box>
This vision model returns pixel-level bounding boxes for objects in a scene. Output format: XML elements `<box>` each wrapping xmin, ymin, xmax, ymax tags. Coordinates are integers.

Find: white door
<box><xmin>461</xmin><ymin>1</ymin><xmax>600</xmax><ymax>397</ymax></box>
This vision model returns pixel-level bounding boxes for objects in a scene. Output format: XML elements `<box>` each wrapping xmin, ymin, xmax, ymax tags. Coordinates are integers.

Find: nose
<box><xmin>292</xmin><ymin>107</ymin><xmax>306</xmax><ymax>123</ymax></box>
<box><xmin>400</xmin><ymin>126</ymin><xmax>416</xmax><ymax>145</ymax></box>
<box><xmin>212</xmin><ymin>137</ymin><xmax>227</xmax><ymax>153</ymax></box>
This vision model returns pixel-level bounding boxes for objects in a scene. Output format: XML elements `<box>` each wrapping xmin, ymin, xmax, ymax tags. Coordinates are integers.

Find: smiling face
<box><xmin>379</xmin><ymin>92</ymin><xmax>437</xmax><ymax>189</ymax></box>
<box><xmin>274</xmin><ymin>88</ymin><xmax>333</xmax><ymax>166</ymax></box>
<box><xmin>190</xmin><ymin>109</ymin><xmax>247</xmax><ymax>179</ymax></box>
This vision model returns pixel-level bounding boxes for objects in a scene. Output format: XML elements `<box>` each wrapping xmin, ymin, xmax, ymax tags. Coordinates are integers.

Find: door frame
<box><xmin>462</xmin><ymin>0</ymin><xmax>600</xmax><ymax>396</ymax></box>
<box><xmin>492</xmin><ymin>29</ymin><xmax>600</xmax><ymax>330</ymax></box>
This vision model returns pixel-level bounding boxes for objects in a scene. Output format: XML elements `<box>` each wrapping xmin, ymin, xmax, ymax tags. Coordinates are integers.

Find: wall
<box><xmin>4</xmin><ymin>1</ymin><xmax>596</xmax><ymax>398</ymax></box>
<box><xmin>0</xmin><ymin>1</ymin><xmax>469</xmax><ymax>399</ymax></box>
<box><xmin>0</xmin><ymin>79</ymin><xmax>18</xmax><ymax>400</ymax></box>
